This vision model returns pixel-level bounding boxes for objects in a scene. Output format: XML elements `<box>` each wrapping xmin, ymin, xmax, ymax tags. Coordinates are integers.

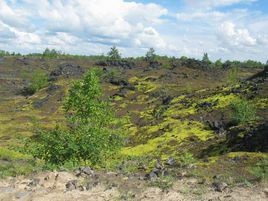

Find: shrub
<box><xmin>27</xmin><ymin>127</ymin><xmax>76</xmax><ymax>165</ymax></box>
<box><xmin>22</xmin><ymin>69</ymin><xmax>48</xmax><ymax>95</ymax></box>
<box><xmin>178</xmin><ymin>152</ymin><xmax>196</xmax><ymax>167</ymax></box>
<box><xmin>250</xmin><ymin>159</ymin><xmax>268</xmax><ymax>181</ymax></box>
<box><xmin>28</xmin><ymin>69</ymin><xmax>124</xmax><ymax>166</ymax></box>
<box><xmin>230</xmin><ymin>98</ymin><xmax>258</xmax><ymax>124</ymax></box>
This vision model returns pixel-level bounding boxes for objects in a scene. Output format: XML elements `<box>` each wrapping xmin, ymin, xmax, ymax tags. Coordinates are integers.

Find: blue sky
<box><xmin>0</xmin><ymin>0</ymin><xmax>268</xmax><ymax>61</ymax></box>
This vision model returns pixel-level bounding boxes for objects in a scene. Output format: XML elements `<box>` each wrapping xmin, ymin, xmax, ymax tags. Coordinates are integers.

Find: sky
<box><xmin>0</xmin><ymin>0</ymin><xmax>268</xmax><ymax>61</ymax></box>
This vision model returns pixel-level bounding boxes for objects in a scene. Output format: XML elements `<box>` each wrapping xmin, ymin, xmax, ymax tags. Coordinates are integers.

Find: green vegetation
<box><xmin>145</xmin><ymin>48</ymin><xmax>157</xmax><ymax>63</ymax></box>
<box><xmin>42</xmin><ymin>48</ymin><xmax>63</xmax><ymax>58</ymax></box>
<box><xmin>178</xmin><ymin>152</ymin><xmax>196</xmax><ymax>167</ymax></box>
<box><xmin>22</xmin><ymin>69</ymin><xmax>49</xmax><ymax>95</ymax></box>
<box><xmin>202</xmin><ymin>53</ymin><xmax>211</xmax><ymax>64</ymax></box>
<box><xmin>27</xmin><ymin>69</ymin><xmax>124</xmax><ymax>166</ymax></box>
<box><xmin>107</xmin><ymin>46</ymin><xmax>121</xmax><ymax>61</ymax></box>
<box><xmin>249</xmin><ymin>159</ymin><xmax>268</xmax><ymax>181</ymax></box>
<box><xmin>227</xmin><ymin>67</ymin><xmax>239</xmax><ymax>85</ymax></box>
<box><xmin>230</xmin><ymin>97</ymin><xmax>258</xmax><ymax>124</ymax></box>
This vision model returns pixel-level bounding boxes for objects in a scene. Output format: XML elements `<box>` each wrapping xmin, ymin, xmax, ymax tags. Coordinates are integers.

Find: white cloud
<box><xmin>218</xmin><ymin>21</ymin><xmax>257</xmax><ymax>48</ymax></box>
<box><xmin>135</xmin><ymin>27</ymin><xmax>167</xmax><ymax>48</ymax></box>
<box><xmin>184</xmin><ymin>0</ymin><xmax>257</xmax><ymax>9</ymax></box>
<box><xmin>177</xmin><ymin>11</ymin><xmax>226</xmax><ymax>21</ymax></box>
<box><xmin>0</xmin><ymin>0</ymin><xmax>169</xmax><ymax>53</ymax></box>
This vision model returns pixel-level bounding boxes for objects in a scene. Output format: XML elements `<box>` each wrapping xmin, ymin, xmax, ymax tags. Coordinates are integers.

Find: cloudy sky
<box><xmin>0</xmin><ymin>0</ymin><xmax>268</xmax><ymax>61</ymax></box>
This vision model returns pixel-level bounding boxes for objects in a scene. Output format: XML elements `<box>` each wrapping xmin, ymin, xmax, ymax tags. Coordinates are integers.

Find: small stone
<box><xmin>155</xmin><ymin>161</ymin><xmax>163</xmax><ymax>169</ymax></box>
<box><xmin>28</xmin><ymin>178</ymin><xmax>40</xmax><ymax>187</ymax></box>
<box><xmin>81</xmin><ymin>167</ymin><xmax>94</xmax><ymax>175</ymax></box>
<box><xmin>212</xmin><ymin>182</ymin><xmax>228</xmax><ymax>192</ymax></box>
<box><xmin>144</xmin><ymin>172</ymin><xmax>158</xmax><ymax>181</ymax></box>
<box><xmin>66</xmin><ymin>180</ymin><xmax>77</xmax><ymax>191</ymax></box>
<box><xmin>165</xmin><ymin>157</ymin><xmax>176</xmax><ymax>166</ymax></box>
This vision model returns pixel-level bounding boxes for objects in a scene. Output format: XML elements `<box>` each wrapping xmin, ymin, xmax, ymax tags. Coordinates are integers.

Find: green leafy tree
<box><xmin>28</xmin><ymin>69</ymin><xmax>124</xmax><ymax>165</ymax></box>
<box><xmin>107</xmin><ymin>46</ymin><xmax>121</xmax><ymax>61</ymax></box>
<box><xmin>145</xmin><ymin>48</ymin><xmax>156</xmax><ymax>63</ymax></box>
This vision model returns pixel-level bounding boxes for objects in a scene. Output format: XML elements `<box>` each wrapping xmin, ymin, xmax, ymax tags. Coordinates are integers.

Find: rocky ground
<box><xmin>0</xmin><ymin>56</ymin><xmax>267</xmax><ymax>200</ymax></box>
<box><xmin>0</xmin><ymin>169</ymin><xmax>267</xmax><ymax>201</ymax></box>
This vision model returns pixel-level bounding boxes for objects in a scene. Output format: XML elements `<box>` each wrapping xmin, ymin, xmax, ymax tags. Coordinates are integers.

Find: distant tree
<box><xmin>42</xmin><ymin>48</ymin><xmax>62</xmax><ymax>58</ymax></box>
<box><xmin>202</xmin><ymin>53</ymin><xmax>211</xmax><ymax>64</ymax></box>
<box><xmin>107</xmin><ymin>46</ymin><xmax>121</xmax><ymax>61</ymax></box>
<box><xmin>145</xmin><ymin>48</ymin><xmax>156</xmax><ymax>62</ymax></box>
<box><xmin>0</xmin><ymin>50</ymin><xmax>10</xmax><ymax>57</ymax></box>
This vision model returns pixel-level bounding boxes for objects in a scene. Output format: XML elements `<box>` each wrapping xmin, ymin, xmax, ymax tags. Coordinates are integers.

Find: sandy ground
<box><xmin>0</xmin><ymin>171</ymin><xmax>267</xmax><ymax>201</ymax></box>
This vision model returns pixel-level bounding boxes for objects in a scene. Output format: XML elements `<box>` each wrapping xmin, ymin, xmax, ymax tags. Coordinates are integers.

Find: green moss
<box><xmin>203</xmin><ymin>93</ymin><xmax>237</xmax><ymax>109</ymax></box>
<box><xmin>114</xmin><ymin>95</ymin><xmax>123</xmax><ymax>101</ymax></box>
<box><xmin>0</xmin><ymin>147</ymin><xmax>31</xmax><ymax>161</ymax></box>
<box><xmin>227</xmin><ymin>152</ymin><xmax>267</xmax><ymax>159</ymax></box>
<box><xmin>254</xmin><ymin>98</ymin><xmax>268</xmax><ymax>108</ymax></box>
<box><xmin>122</xmin><ymin>120</ymin><xmax>213</xmax><ymax>157</ymax></box>
<box><xmin>163</xmin><ymin>103</ymin><xmax>196</xmax><ymax>118</ymax></box>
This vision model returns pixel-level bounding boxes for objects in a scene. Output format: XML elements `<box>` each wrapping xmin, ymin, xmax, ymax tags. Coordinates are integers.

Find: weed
<box><xmin>230</xmin><ymin>98</ymin><xmax>258</xmax><ymax>124</ymax></box>
<box><xmin>178</xmin><ymin>152</ymin><xmax>196</xmax><ymax>167</ymax></box>
<box><xmin>249</xmin><ymin>159</ymin><xmax>268</xmax><ymax>181</ymax></box>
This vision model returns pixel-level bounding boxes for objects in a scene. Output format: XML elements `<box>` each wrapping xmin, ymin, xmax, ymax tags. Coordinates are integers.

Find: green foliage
<box><xmin>178</xmin><ymin>152</ymin><xmax>196</xmax><ymax>167</ymax></box>
<box><xmin>28</xmin><ymin>69</ymin><xmax>124</xmax><ymax>166</ymax></box>
<box><xmin>42</xmin><ymin>48</ymin><xmax>63</xmax><ymax>58</ymax></box>
<box><xmin>145</xmin><ymin>48</ymin><xmax>157</xmax><ymax>62</ymax></box>
<box><xmin>227</xmin><ymin>67</ymin><xmax>239</xmax><ymax>85</ymax></box>
<box><xmin>0</xmin><ymin>50</ymin><xmax>10</xmax><ymax>57</ymax></box>
<box><xmin>103</xmin><ymin>68</ymin><xmax>121</xmax><ymax>80</ymax></box>
<box><xmin>250</xmin><ymin>159</ymin><xmax>268</xmax><ymax>181</ymax></box>
<box><xmin>22</xmin><ymin>69</ymin><xmax>49</xmax><ymax>95</ymax></box>
<box><xmin>107</xmin><ymin>46</ymin><xmax>121</xmax><ymax>61</ymax></box>
<box><xmin>214</xmin><ymin>59</ymin><xmax>223</xmax><ymax>68</ymax></box>
<box><xmin>27</xmin><ymin>127</ymin><xmax>77</xmax><ymax>165</ymax></box>
<box><xmin>202</xmin><ymin>53</ymin><xmax>211</xmax><ymax>64</ymax></box>
<box><xmin>230</xmin><ymin>98</ymin><xmax>258</xmax><ymax>125</ymax></box>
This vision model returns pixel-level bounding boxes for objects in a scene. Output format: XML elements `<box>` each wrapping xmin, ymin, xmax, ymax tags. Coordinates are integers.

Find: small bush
<box><xmin>22</xmin><ymin>69</ymin><xmax>48</xmax><ymax>95</ymax></box>
<box><xmin>230</xmin><ymin>98</ymin><xmax>257</xmax><ymax>124</ymax></box>
<box><xmin>178</xmin><ymin>152</ymin><xmax>196</xmax><ymax>167</ymax></box>
<box><xmin>250</xmin><ymin>159</ymin><xmax>268</xmax><ymax>181</ymax></box>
